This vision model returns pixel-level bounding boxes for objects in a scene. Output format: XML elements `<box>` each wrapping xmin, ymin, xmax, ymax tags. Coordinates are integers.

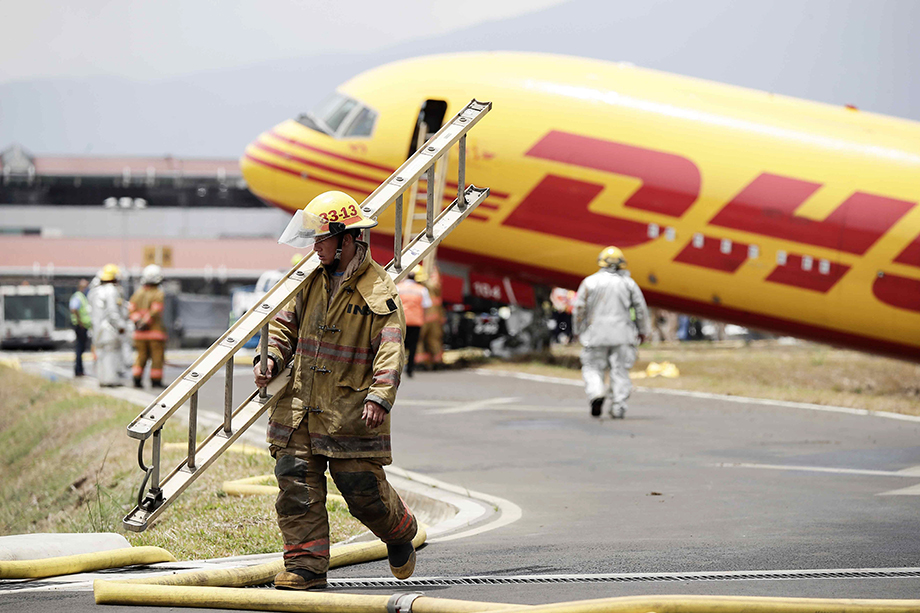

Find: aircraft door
<box><xmin>402</xmin><ymin>100</ymin><xmax>449</xmax><ymax>247</ymax></box>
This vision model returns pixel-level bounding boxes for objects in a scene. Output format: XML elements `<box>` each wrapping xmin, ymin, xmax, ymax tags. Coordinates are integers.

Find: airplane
<box><xmin>239</xmin><ymin>52</ymin><xmax>920</xmax><ymax>362</ymax></box>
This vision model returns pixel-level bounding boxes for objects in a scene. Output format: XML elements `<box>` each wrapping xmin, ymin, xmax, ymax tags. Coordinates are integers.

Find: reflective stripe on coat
<box><xmin>265</xmin><ymin>244</ymin><xmax>406</xmax><ymax>461</ymax></box>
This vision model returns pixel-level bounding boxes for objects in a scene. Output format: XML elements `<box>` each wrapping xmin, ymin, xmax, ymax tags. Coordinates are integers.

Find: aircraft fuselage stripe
<box><xmin>269</xmin><ymin>129</ymin><xmax>395</xmax><ymax>173</ymax></box>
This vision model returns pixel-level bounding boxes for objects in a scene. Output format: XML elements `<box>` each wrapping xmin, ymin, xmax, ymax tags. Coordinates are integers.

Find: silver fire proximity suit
<box><xmin>89</xmin><ymin>282</ymin><xmax>127</xmax><ymax>387</ymax></box>
<box><xmin>573</xmin><ymin>267</ymin><xmax>650</xmax><ymax>418</ymax></box>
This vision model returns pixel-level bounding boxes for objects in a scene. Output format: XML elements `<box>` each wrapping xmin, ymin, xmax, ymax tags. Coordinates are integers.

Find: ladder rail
<box><xmin>123</xmin><ymin>99</ymin><xmax>492</xmax><ymax>532</ymax></box>
<box><xmin>126</xmin><ymin>99</ymin><xmax>491</xmax><ymax>442</ymax></box>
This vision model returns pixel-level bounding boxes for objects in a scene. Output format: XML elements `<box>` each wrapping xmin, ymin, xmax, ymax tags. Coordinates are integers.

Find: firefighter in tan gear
<box><xmin>573</xmin><ymin>246</ymin><xmax>650</xmax><ymax>419</ymax></box>
<box><xmin>415</xmin><ymin>264</ymin><xmax>446</xmax><ymax>370</ymax></box>
<box><xmin>129</xmin><ymin>265</ymin><xmax>168</xmax><ymax>388</ymax></box>
<box><xmin>255</xmin><ymin>191</ymin><xmax>417</xmax><ymax>591</ymax></box>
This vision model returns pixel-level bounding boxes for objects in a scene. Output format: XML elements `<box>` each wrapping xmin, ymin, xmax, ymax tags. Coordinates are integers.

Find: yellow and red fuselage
<box><xmin>241</xmin><ymin>52</ymin><xmax>920</xmax><ymax>361</ymax></box>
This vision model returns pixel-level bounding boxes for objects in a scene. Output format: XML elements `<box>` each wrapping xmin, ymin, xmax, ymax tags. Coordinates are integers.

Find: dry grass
<box><xmin>0</xmin><ymin>366</ymin><xmax>365</xmax><ymax>560</ymax></box>
<box><xmin>480</xmin><ymin>340</ymin><xmax>920</xmax><ymax>416</ymax></box>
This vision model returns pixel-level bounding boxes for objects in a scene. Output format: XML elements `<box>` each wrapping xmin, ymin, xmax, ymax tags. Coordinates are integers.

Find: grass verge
<box><xmin>0</xmin><ymin>366</ymin><xmax>365</xmax><ymax>560</ymax></box>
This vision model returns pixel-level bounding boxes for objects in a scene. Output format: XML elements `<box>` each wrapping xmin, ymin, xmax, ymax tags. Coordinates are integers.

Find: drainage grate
<box><xmin>323</xmin><ymin>568</ymin><xmax>920</xmax><ymax>589</ymax></box>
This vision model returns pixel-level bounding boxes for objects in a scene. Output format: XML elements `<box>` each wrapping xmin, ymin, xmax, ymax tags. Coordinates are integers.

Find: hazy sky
<box><xmin>0</xmin><ymin>0</ymin><xmax>569</xmax><ymax>82</ymax></box>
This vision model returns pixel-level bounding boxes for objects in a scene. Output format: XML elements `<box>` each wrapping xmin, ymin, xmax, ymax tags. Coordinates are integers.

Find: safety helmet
<box><xmin>100</xmin><ymin>263</ymin><xmax>120</xmax><ymax>282</ymax></box>
<box><xmin>597</xmin><ymin>246</ymin><xmax>627</xmax><ymax>269</ymax></box>
<box><xmin>279</xmin><ymin>191</ymin><xmax>377</xmax><ymax>250</ymax></box>
<box><xmin>142</xmin><ymin>264</ymin><xmax>163</xmax><ymax>285</ymax></box>
<box><xmin>410</xmin><ymin>264</ymin><xmax>428</xmax><ymax>283</ymax></box>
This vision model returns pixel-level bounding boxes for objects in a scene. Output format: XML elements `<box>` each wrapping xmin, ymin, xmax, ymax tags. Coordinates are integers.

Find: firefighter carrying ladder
<box><xmin>123</xmin><ymin>99</ymin><xmax>492</xmax><ymax>532</ymax></box>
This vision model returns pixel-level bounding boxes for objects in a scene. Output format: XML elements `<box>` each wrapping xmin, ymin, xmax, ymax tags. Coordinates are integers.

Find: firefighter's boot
<box><xmin>387</xmin><ymin>542</ymin><xmax>416</xmax><ymax>580</ymax></box>
<box><xmin>274</xmin><ymin>569</ymin><xmax>327</xmax><ymax>590</ymax></box>
<box><xmin>590</xmin><ymin>397</ymin><xmax>604</xmax><ymax>418</ymax></box>
<box><xmin>133</xmin><ymin>377</ymin><xmax>143</xmax><ymax>389</ymax></box>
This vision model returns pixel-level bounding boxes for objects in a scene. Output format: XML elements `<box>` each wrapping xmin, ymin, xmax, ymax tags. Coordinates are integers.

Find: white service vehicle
<box><xmin>1</xmin><ymin>284</ymin><xmax>56</xmax><ymax>349</ymax></box>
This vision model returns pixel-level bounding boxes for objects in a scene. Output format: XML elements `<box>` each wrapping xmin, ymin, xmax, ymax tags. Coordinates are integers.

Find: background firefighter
<box><xmin>396</xmin><ymin>265</ymin><xmax>431</xmax><ymax>377</ymax></box>
<box><xmin>415</xmin><ymin>264</ymin><xmax>446</xmax><ymax>370</ymax></box>
<box><xmin>88</xmin><ymin>264</ymin><xmax>127</xmax><ymax>387</ymax></box>
<box><xmin>573</xmin><ymin>246</ymin><xmax>650</xmax><ymax>419</ymax></box>
<box><xmin>255</xmin><ymin>191</ymin><xmax>418</xmax><ymax>591</ymax></box>
<box><xmin>129</xmin><ymin>264</ymin><xmax>168</xmax><ymax>388</ymax></box>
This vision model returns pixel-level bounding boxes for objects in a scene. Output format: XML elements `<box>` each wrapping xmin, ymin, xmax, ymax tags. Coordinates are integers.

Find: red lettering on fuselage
<box><xmin>894</xmin><ymin>234</ymin><xmax>920</xmax><ymax>268</ymax></box>
<box><xmin>525</xmin><ymin>130</ymin><xmax>701</xmax><ymax>217</ymax></box>
<box><xmin>709</xmin><ymin>173</ymin><xmax>914</xmax><ymax>255</ymax></box>
<box><xmin>873</xmin><ymin>273</ymin><xmax>920</xmax><ymax>313</ymax></box>
<box><xmin>502</xmin><ymin>175</ymin><xmax>652</xmax><ymax>247</ymax></box>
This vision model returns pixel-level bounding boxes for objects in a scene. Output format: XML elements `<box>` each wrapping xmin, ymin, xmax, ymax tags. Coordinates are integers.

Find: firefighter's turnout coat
<box><xmin>265</xmin><ymin>243</ymin><xmax>406</xmax><ymax>462</ymax></box>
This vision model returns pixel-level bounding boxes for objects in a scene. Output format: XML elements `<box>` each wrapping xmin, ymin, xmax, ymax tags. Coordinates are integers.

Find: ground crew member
<box><xmin>254</xmin><ymin>191</ymin><xmax>418</xmax><ymax>591</ymax></box>
<box><xmin>69</xmin><ymin>278</ymin><xmax>92</xmax><ymax>377</ymax></box>
<box><xmin>129</xmin><ymin>264</ymin><xmax>168</xmax><ymax>388</ymax></box>
<box><xmin>396</xmin><ymin>265</ymin><xmax>431</xmax><ymax>377</ymax></box>
<box><xmin>89</xmin><ymin>264</ymin><xmax>127</xmax><ymax>387</ymax></box>
<box><xmin>573</xmin><ymin>246</ymin><xmax>650</xmax><ymax>419</ymax></box>
<box><xmin>415</xmin><ymin>264</ymin><xmax>445</xmax><ymax>370</ymax></box>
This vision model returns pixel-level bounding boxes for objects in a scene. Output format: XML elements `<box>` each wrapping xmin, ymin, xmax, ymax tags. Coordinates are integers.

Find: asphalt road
<box><xmin>3</xmin><ymin>353</ymin><xmax>920</xmax><ymax>609</ymax></box>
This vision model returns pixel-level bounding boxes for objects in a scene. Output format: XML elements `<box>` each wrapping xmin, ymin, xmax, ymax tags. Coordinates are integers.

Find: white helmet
<box><xmin>142</xmin><ymin>264</ymin><xmax>163</xmax><ymax>285</ymax></box>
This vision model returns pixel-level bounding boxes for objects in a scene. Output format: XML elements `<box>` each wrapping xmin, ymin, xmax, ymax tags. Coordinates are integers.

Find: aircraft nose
<box><xmin>239</xmin><ymin>137</ymin><xmax>272</xmax><ymax>202</ymax></box>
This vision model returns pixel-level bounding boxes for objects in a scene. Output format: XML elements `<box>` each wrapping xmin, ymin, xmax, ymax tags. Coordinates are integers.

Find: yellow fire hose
<box><xmin>0</xmin><ymin>546</ymin><xmax>175</xmax><ymax>580</ymax></box>
<box><xmin>4</xmin><ymin>525</ymin><xmax>918</xmax><ymax>613</ymax></box>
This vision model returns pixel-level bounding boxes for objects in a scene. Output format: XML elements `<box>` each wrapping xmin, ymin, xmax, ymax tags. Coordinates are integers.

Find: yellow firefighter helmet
<box><xmin>411</xmin><ymin>264</ymin><xmax>428</xmax><ymax>283</ymax></box>
<box><xmin>304</xmin><ymin>191</ymin><xmax>377</xmax><ymax>240</ymax></box>
<box><xmin>597</xmin><ymin>246</ymin><xmax>627</xmax><ymax>269</ymax></box>
<box><xmin>100</xmin><ymin>263</ymin><xmax>120</xmax><ymax>282</ymax></box>
<box><xmin>279</xmin><ymin>191</ymin><xmax>377</xmax><ymax>249</ymax></box>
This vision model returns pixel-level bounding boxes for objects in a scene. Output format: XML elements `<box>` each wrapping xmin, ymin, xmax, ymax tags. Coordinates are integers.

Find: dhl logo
<box><xmin>240</xmin><ymin>52</ymin><xmax>920</xmax><ymax>360</ymax></box>
<box><xmin>507</xmin><ymin>130</ymin><xmax>918</xmax><ymax>312</ymax></box>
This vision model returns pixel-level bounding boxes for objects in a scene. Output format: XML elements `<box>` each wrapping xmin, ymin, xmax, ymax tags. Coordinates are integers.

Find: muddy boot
<box><xmin>274</xmin><ymin>569</ymin><xmax>327</xmax><ymax>590</ymax></box>
<box><xmin>387</xmin><ymin>542</ymin><xmax>416</xmax><ymax>580</ymax></box>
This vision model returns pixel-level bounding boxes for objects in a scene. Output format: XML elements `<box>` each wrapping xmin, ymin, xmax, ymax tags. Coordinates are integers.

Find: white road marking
<box><xmin>423</xmin><ymin>396</ymin><xmax>522</xmax><ymax>415</ymax></box>
<box><xmin>474</xmin><ymin>369</ymin><xmax>920</xmax><ymax>423</ymax></box>
<box><xmin>718</xmin><ymin>463</ymin><xmax>920</xmax><ymax>496</ymax></box>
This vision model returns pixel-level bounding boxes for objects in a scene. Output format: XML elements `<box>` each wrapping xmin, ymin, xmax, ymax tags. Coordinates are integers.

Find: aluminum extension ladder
<box><xmin>123</xmin><ymin>99</ymin><xmax>492</xmax><ymax>532</ymax></box>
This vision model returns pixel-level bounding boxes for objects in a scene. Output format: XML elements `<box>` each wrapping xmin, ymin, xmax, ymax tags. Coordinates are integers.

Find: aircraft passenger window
<box><xmin>343</xmin><ymin>107</ymin><xmax>377</xmax><ymax>138</ymax></box>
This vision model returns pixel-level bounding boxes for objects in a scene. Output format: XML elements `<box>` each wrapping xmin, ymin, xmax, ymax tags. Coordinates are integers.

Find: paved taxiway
<box><xmin>3</xmin><ymin>354</ymin><xmax>920</xmax><ymax>609</ymax></box>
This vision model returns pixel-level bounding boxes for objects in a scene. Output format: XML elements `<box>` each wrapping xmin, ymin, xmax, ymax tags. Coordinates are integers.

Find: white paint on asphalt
<box><xmin>718</xmin><ymin>463</ymin><xmax>920</xmax><ymax>495</ymax></box>
<box><xmin>474</xmin><ymin>369</ymin><xmax>920</xmax><ymax>423</ymax></box>
<box><xmin>423</xmin><ymin>396</ymin><xmax>522</xmax><ymax>415</ymax></box>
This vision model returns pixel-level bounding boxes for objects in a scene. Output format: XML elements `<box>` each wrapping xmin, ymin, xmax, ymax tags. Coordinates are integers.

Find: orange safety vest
<box><xmin>397</xmin><ymin>280</ymin><xmax>426</xmax><ymax>327</ymax></box>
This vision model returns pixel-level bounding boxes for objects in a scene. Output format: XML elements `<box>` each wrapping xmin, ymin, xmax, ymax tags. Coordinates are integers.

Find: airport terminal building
<box><xmin>0</xmin><ymin>143</ymin><xmax>295</xmax><ymax>345</ymax></box>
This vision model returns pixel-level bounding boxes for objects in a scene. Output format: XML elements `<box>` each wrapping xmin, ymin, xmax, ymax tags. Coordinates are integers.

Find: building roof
<box><xmin>1</xmin><ymin>144</ymin><xmax>242</xmax><ymax>178</ymax></box>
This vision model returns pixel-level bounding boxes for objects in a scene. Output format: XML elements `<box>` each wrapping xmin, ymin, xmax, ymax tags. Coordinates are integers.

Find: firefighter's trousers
<box><xmin>133</xmin><ymin>339</ymin><xmax>165</xmax><ymax>381</ymax></box>
<box><xmin>272</xmin><ymin>424</ymin><xmax>417</xmax><ymax>574</ymax></box>
<box><xmin>95</xmin><ymin>341</ymin><xmax>123</xmax><ymax>386</ymax></box>
<box><xmin>580</xmin><ymin>344</ymin><xmax>637</xmax><ymax>407</ymax></box>
<box><xmin>417</xmin><ymin>320</ymin><xmax>444</xmax><ymax>366</ymax></box>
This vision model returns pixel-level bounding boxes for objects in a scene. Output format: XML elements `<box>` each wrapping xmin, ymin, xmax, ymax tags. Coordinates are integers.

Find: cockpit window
<box><xmin>343</xmin><ymin>107</ymin><xmax>377</xmax><ymax>137</ymax></box>
<box><xmin>297</xmin><ymin>92</ymin><xmax>378</xmax><ymax>139</ymax></box>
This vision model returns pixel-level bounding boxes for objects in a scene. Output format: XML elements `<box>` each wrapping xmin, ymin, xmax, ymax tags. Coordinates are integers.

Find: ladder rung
<box><xmin>124</xmin><ymin>99</ymin><xmax>492</xmax><ymax>532</ymax></box>
<box><xmin>123</xmin><ymin>368</ymin><xmax>293</xmax><ymax>531</ymax></box>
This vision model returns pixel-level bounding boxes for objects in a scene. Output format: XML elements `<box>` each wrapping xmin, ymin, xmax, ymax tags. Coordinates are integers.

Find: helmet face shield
<box><xmin>278</xmin><ymin>210</ymin><xmax>331</xmax><ymax>250</ymax></box>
